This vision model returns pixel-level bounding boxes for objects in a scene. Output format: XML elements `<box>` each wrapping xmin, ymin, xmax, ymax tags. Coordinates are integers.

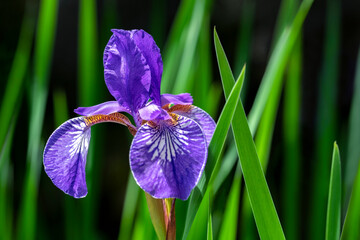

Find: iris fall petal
<box><xmin>130</xmin><ymin>115</ymin><xmax>207</xmax><ymax>200</ymax></box>
<box><xmin>170</xmin><ymin>105</ymin><xmax>216</xmax><ymax>146</ymax></box>
<box><xmin>43</xmin><ymin>117</ymin><xmax>91</xmax><ymax>198</ymax></box>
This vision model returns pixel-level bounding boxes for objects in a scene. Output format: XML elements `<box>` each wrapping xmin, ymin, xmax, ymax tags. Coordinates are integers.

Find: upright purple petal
<box><xmin>169</xmin><ymin>105</ymin><xmax>216</xmax><ymax>146</ymax></box>
<box><xmin>74</xmin><ymin>101</ymin><xmax>131</xmax><ymax>116</ymax></box>
<box><xmin>130</xmin><ymin>115</ymin><xmax>207</xmax><ymax>200</ymax></box>
<box><xmin>104</xmin><ymin>29</ymin><xmax>151</xmax><ymax>114</ymax></box>
<box><xmin>161</xmin><ymin>93</ymin><xmax>193</xmax><ymax>106</ymax></box>
<box><xmin>138</xmin><ymin>102</ymin><xmax>171</xmax><ymax>121</ymax></box>
<box><xmin>43</xmin><ymin>117</ymin><xmax>91</xmax><ymax>198</ymax></box>
<box><xmin>132</xmin><ymin>30</ymin><xmax>163</xmax><ymax>105</ymax></box>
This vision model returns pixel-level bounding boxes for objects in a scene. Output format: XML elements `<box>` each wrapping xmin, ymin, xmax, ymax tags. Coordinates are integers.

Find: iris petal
<box><xmin>132</xmin><ymin>30</ymin><xmax>163</xmax><ymax>105</ymax></box>
<box><xmin>130</xmin><ymin>115</ymin><xmax>207</xmax><ymax>200</ymax></box>
<box><xmin>104</xmin><ymin>29</ymin><xmax>151</xmax><ymax>114</ymax></box>
<box><xmin>43</xmin><ymin>117</ymin><xmax>90</xmax><ymax>198</ymax></box>
<box><xmin>169</xmin><ymin>105</ymin><xmax>216</xmax><ymax>146</ymax></box>
<box><xmin>138</xmin><ymin>102</ymin><xmax>171</xmax><ymax>121</ymax></box>
<box><xmin>161</xmin><ymin>93</ymin><xmax>193</xmax><ymax>106</ymax></box>
<box><xmin>74</xmin><ymin>101</ymin><xmax>130</xmax><ymax>116</ymax></box>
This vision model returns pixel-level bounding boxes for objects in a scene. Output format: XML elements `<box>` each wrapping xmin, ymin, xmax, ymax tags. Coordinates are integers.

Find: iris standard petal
<box><xmin>132</xmin><ymin>30</ymin><xmax>163</xmax><ymax>105</ymax></box>
<box><xmin>74</xmin><ymin>101</ymin><xmax>131</xmax><ymax>116</ymax></box>
<box><xmin>43</xmin><ymin>117</ymin><xmax>91</xmax><ymax>198</ymax></box>
<box><xmin>130</xmin><ymin>115</ymin><xmax>207</xmax><ymax>200</ymax></box>
<box><xmin>169</xmin><ymin>105</ymin><xmax>216</xmax><ymax>146</ymax></box>
<box><xmin>104</xmin><ymin>29</ymin><xmax>151</xmax><ymax>114</ymax></box>
<box><xmin>161</xmin><ymin>93</ymin><xmax>193</xmax><ymax>106</ymax></box>
<box><xmin>138</xmin><ymin>102</ymin><xmax>171</xmax><ymax>121</ymax></box>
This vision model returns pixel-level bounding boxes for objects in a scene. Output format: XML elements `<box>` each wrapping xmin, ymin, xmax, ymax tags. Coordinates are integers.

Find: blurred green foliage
<box><xmin>0</xmin><ymin>0</ymin><xmax>359</xmax><ymax>239</ymax></box>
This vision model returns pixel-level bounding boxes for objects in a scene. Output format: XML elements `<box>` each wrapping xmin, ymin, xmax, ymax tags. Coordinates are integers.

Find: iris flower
<box><xmin>43</xmin><ymin>29</ymin><xmax>216</xmax><ymax>201</ymax></box>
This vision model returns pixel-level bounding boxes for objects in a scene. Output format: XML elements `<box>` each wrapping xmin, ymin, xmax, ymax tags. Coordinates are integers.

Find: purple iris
<box><xmin>43</xmin><ymin>29</ymin><xmax>216</xmax><ymax>200</ymax></box>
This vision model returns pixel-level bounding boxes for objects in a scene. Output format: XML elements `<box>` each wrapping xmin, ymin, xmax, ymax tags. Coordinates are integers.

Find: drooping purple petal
<box><xmin>74</xmin><ymin>101</ymin><xmax>131</xmax><ymax>116</ymax></box>
<box><xmin>132</xmin><ymin>30</ymin><xmax>163</xmax><ymax>105</ymax></box>
<box><xmin>170</xmin><ymin>105</ymin><xmax>216</xmax><ymax>146</ymax></box>
<box><xmin>138</xmin><ymin>102</ymin><xmax>171</xmax><ymax>121</ymax></box>
<box><xmin>161</xmin><ymin>93</ymin><xmax>193</xmax><ymax>106</ymax></box>
<box><xmin>104</xmin><ymin>29</ymin><xmax>151</xmax><ymax>114</ymax></box>
<box><xmin>130</xmin><ymin>115</ymin><xmax>207</xmax><ymax>200</ymax></box>
<box><xmin>43</xmin><ymin>117</ymin><xmax>91</xmax><ymax>198</ymax></box>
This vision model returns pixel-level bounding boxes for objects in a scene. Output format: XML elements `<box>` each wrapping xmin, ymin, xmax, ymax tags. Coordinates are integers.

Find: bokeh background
<box><xmin>1</xmin><ymin>0</ymin><xmax>360</xmax><ymax>239</ymax></box>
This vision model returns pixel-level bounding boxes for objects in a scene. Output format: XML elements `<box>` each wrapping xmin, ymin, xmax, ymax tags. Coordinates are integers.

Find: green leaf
<box><xmin>247</xmin><ymin>0</ymin><xmax>313</xmax><ymax>134</ymax></box>
<box><xmin>0</xmin><ymin>6</ymin><xmax>35</xmax><ymax>153</ymax></box>
<box><xmin>325</xmin><ymin>142</ymin><xmax>341</xmax><ymax>240</ymax></box>
<box><xmin>17</xmin><ymin>0</ymin><xmax>58</xmax><ymax>239</ymax></box>
<box><xmin>344</xmin><ymin>47</ymin><xmax>360</xmax><ymax>207</ymax></box>
<box><xmin>310</xmin><ymin>0</ymin><xmax>340</xmax><ymax>237</ymax></box>
<box><xmin>341</xmin><ymin>157</ymin><xmax>360</xmax><ymax>240</ymax></box>
<box><xmin>118</xmin><ymin>174</ymin><xmax>141</xmax><ymax>240</ymax></box>
<box><xmin>214</xmin><ymin>29</ymin><xmax>285</xmax><ymax>240</ymax></box>
<box><xmin>182</xmin><ymin>65</ymin><xmax>245</xmax><ymax>240</ymax></box>
<box><xmin>207</xmin><ymin>200</ymin><xmax>213</xmax><ymax>240</ymax></box>
<box><xmin>218</xmin><ymin>165</ymin><xmax>242</xmax><ymax>240</ymax></box>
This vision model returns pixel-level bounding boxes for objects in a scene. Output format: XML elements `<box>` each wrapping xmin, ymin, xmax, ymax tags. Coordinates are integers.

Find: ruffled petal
<box><xmin>103</xmin><ymin>29</ymin><xmax>151</xmax><ymax>114</ymax></box>
<box><xmin>130</xmin><ymin>115</ymin><xmax>207</xmax><ymax>200</ymax></box>
<box><xmin>161</xmin><ymin>93</ymin><xmax>193</xmax><ymax>106</ymax></box>
<box><xmin>132</xmin><ymin>30</ymin><xmax>163</xmax><ymax>105</ymax></box>
<box><xmin>74</xmin><ymin>101</ymin><xmax>130</xmax><ymax>116</ymax></box>
<box><xmin>169</xmin><ymin>105</ymin><xmax>216</xmax><ymax>146</ymax></box>
<box><xmin>43</xmin><ymin>117</ymin><xmax>91</xmax><ymax>198</ymax></box>
<box><xmin>138</xmin><ymin>102</ymin><xmax>171</xmax><ymax>121</ymax></box>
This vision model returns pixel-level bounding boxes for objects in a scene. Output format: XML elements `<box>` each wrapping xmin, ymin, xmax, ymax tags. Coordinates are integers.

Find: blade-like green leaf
<box><xmin>214</xmin><ymin>29</ymin><xmax>285</xmax><ymax>240</ymax></box>
<box><xmin>326</xmin><ymin>142</ymin><xmax>341</xmax><ymax>240</ymax></box>
<box><xmin>0</xmin><ymin>7</ymin><xmax>34</xmax><ymax>152</ymax></box>
<box><xmin>282</xmin><ymin>38</ymin><xmax>302</xmax><ymax>240</ymax></box>
<box><xmin>247</xmin><ymin>0</ymin><xmax>313</xmax><ymax>134</ymax></box>
<box><xmin>341</xmin><ymin>156</ymin><xmax>360</xmax><ymax>240</ymax></box>
<box><xmin>187</xmin><ymin>191</ymin><xmax>210</xmax><ymax>240</ymax></box>
<box><xmin>344</xmin><ymin>47</ymin><xmax>360</xmax><ymax>208</ymax></box>
<box><xmin>17</xmin><ymin>0</ymin><xmax>58</xmax><ymax>239</ymax></box>
<box><xmin>78</xmin><ymin>0</ymin><xmax>101</xmax><ymax>238</ymax></box>
<box><xmin>310</xmin><ymin>0</ymin><xmax>340</xmax><ymax>237</ymax></box>
<box><xmin>207</xmin><ymin>200</ymin><xmax>213</xmax><ymax>240</ymax></box>
<box><xmin>182</xmin><ymin>66</ymin><xmax>245</xmax><ymax>240</ymax></box>
<box><xmin>218</xmin><ymin>164</ymin><xmax>241</xmax><ymax>240</ymax></box>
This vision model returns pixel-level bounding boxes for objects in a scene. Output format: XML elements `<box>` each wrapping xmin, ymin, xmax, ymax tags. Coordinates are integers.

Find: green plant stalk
<box><xmin>310</xmin><ymin>0</ymin><xmax>340</xmax><ymax>238</ymax></box>
<box><xmin>118</xmin><ymin>174</ymin><xmax>140</xmax><ymax>240</ymax></box>
<box><xmin>0</xmin><ymin>6</ymin><xmax>34</xmax><ymax>152</ymax></box>
<box><xmin>0</xmin><ymin>114</ymin><xmax>17</xmax><ymax>240</ymax></box>
<box><xmin>326</xmin><ymin>143</ymin><xmax>341</xmax><ymax>240</ymax></box>
<box><xmin>161</xmin><ymin>0</ymin><xmax>195</xmax><ymax>92</ymax></box>
<box><xmin>17</xmin><ymin>0</ymin><xmax>58</xmax><ymax>239</ymax></box>
<box><xmin>78</xmin><ymin>0</ymin><xmax>100</xmax><ymax>238</ymax></box>
<box><xmin>282</xmin><ymin>38</ymin><xmax>302</xmax><ymax>240</ymax></box>
<box><xmin>172</xmin><ymin>0</ymin><xmax>208</xmax><ymax>94</ymax></box>
<box><xmin>53</xmin><ymin>90</ymin><xmax>82</xmax><ymax>240</ymax></box>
